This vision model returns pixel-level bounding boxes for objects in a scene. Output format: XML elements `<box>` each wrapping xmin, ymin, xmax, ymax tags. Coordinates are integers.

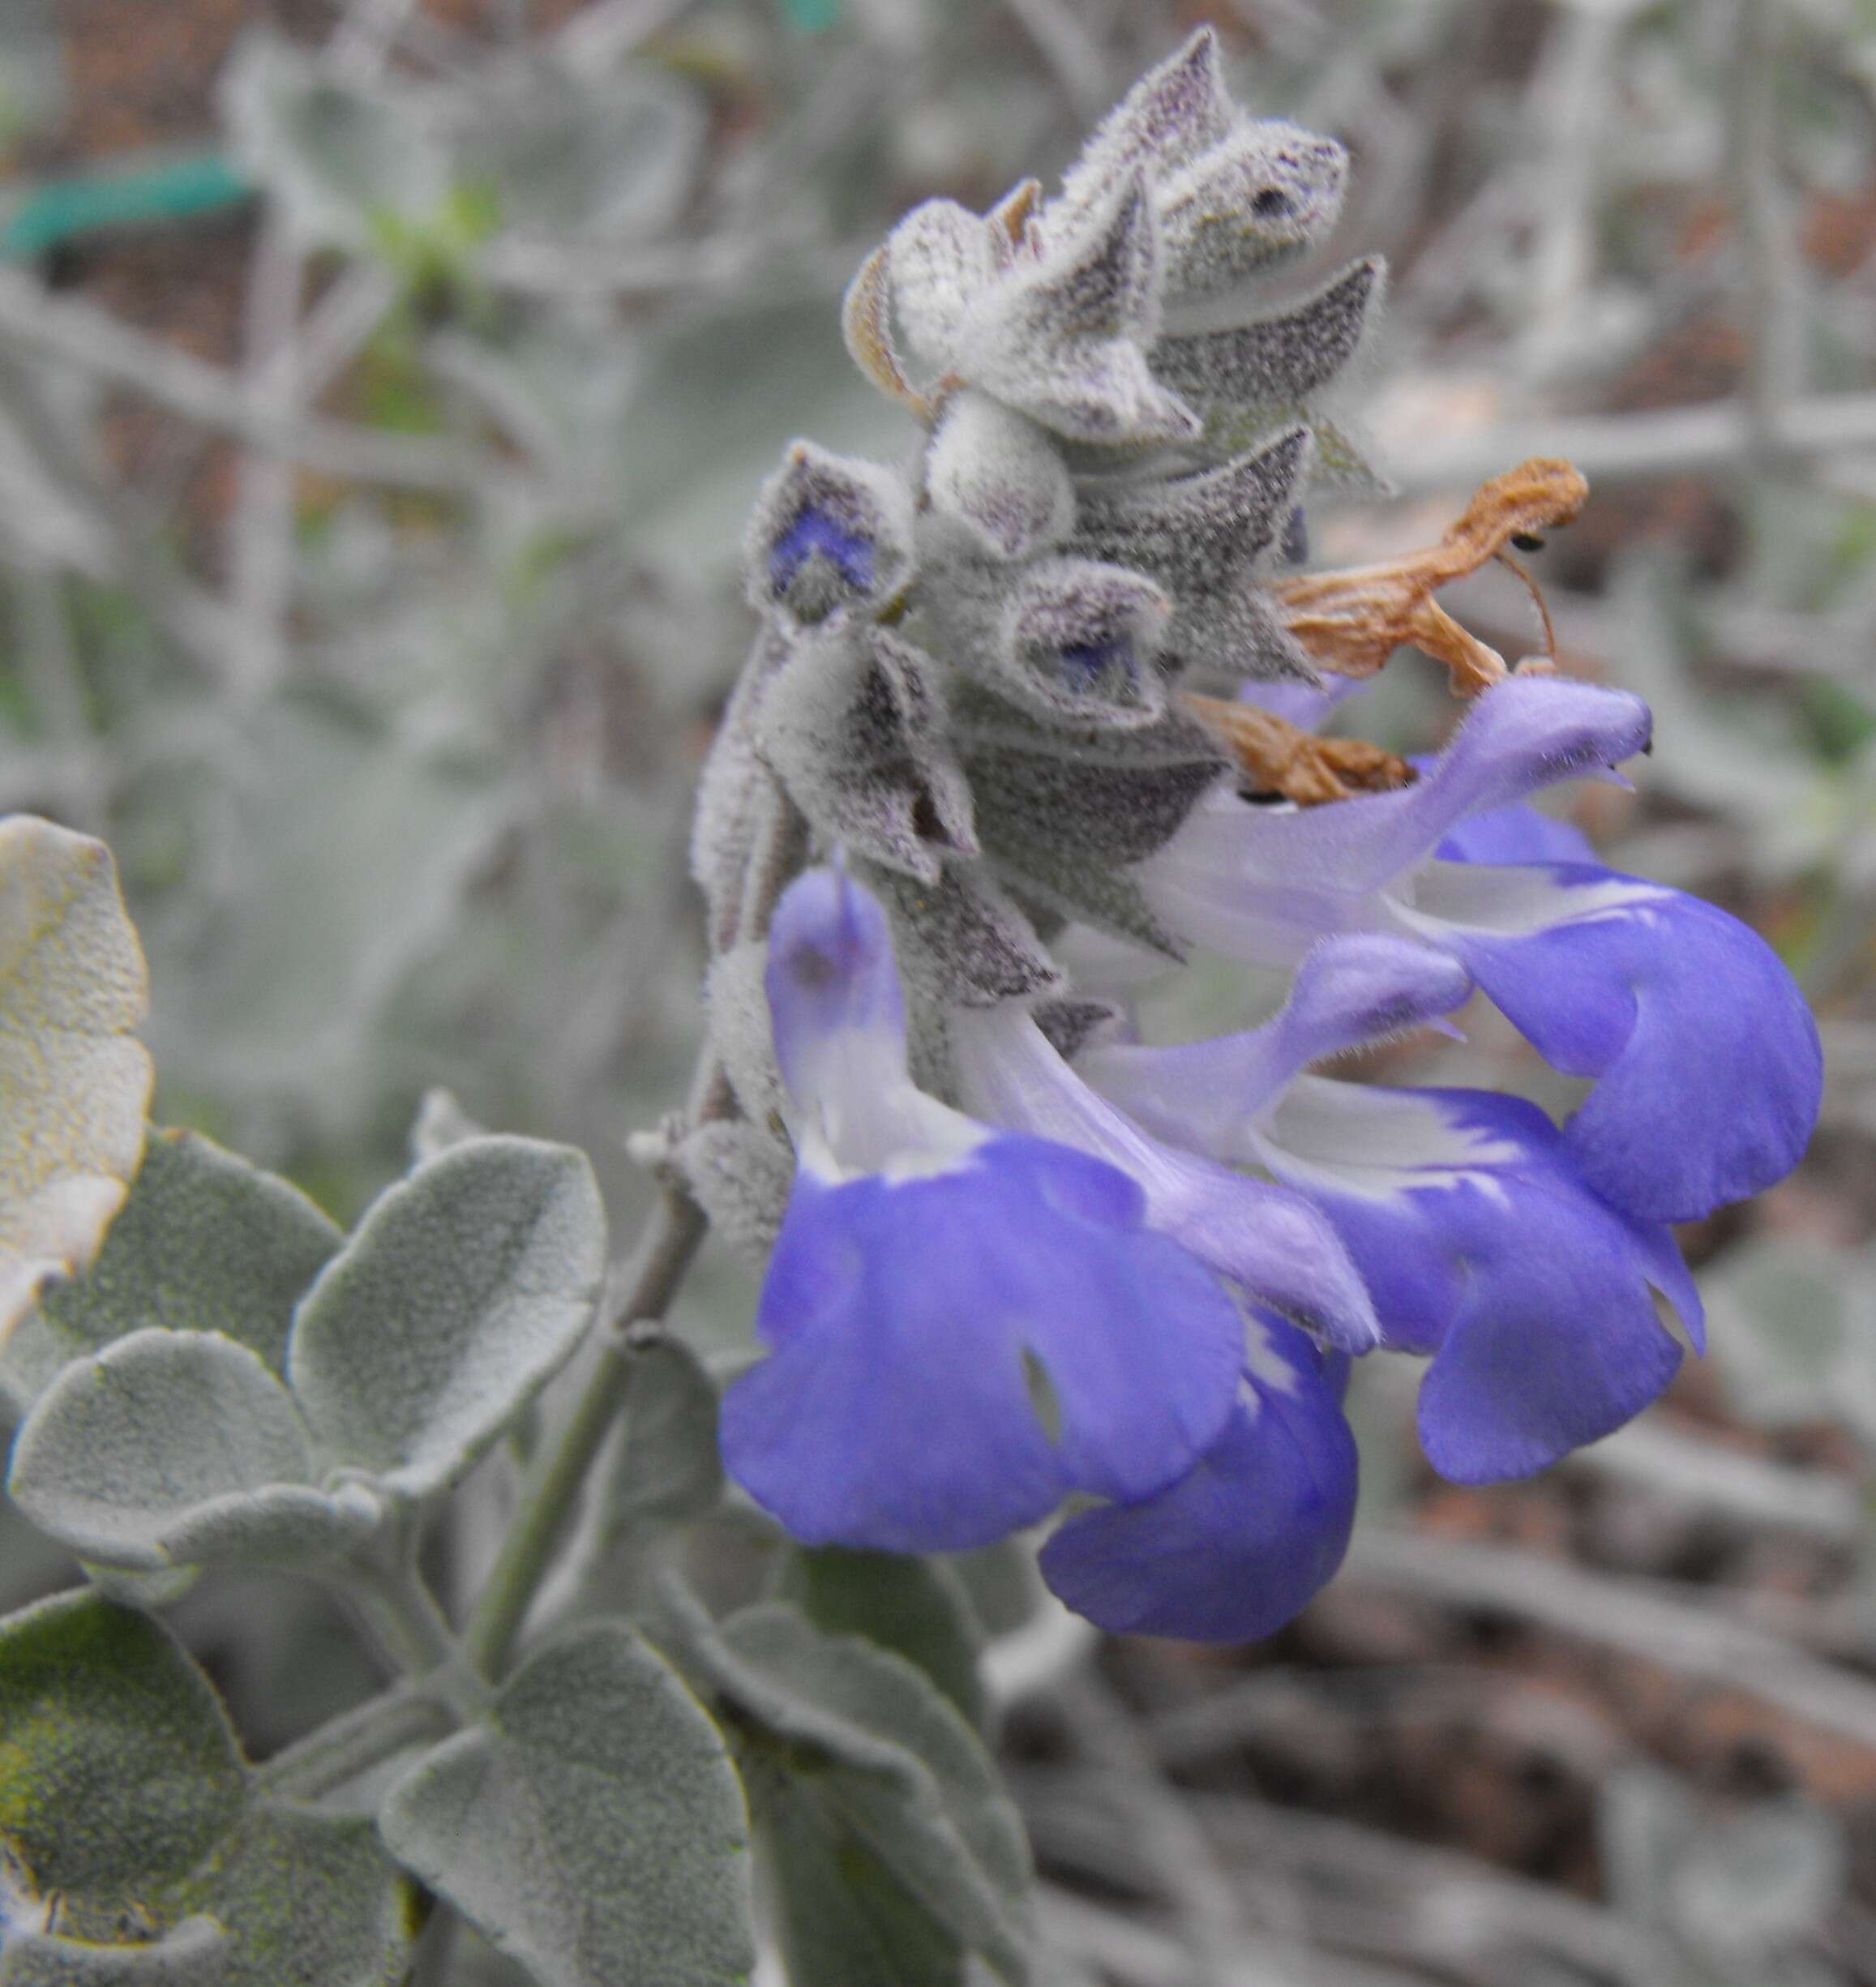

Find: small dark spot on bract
<box><xmin>1251</xmin><ymin>187</ymin><xmax>1292</xmax><ymax>219</ymax></box>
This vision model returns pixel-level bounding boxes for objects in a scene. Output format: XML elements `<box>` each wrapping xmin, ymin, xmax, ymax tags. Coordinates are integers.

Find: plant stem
<box><xmin>465</xmin><ymin>1183</ymin><xmax>709</xmax><ymax>1679</ymax></box>
<box><xmin>259</xmin><ymin>1683</ymin><xmax>454</xmax><ymax>1802</ymax></box>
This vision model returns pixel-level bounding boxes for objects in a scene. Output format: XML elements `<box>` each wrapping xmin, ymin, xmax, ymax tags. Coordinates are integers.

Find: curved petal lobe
<box><xmin>1040</xmin><ymin>1313</ymin><xmax>1357</xmax><ymax>1641</ymax></box>
<box><xmin>1403</xmin><ymin>860</ymin><xmax>1822</xmax><ymax>1221</ymax></box>
<box><xmin>722</xmin><ymin>1135</ymin><xmax>1243</xmax><ymax>1552</ymax></box>
<box><xmin>1257</xmin><ymin>1078</ymin><xmax>1697</xmax><ymax>1482</ymax></box>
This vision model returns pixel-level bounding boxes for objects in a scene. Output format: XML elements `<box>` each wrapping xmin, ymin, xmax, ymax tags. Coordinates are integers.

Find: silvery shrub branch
<box><xmin>0</xmin><ymin>28</ymin><xmax>1822</xmax><ymax>1987</ymax></box>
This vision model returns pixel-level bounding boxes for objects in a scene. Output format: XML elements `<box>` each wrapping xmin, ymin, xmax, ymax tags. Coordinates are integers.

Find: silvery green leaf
<box><xmin>669</xmin><ymin>1599</ymin><xmax>1033</xmax><ymax>1985</ymax></box>
<box><xmin>702</xmin><ymin>944</ymin><xmax>789</xmax><ymax>1133</ymax></box>
<box><xmin>379</xmin><ymin>1621</ymin><xmax>756</xmax><ymax>1987</ymax></box>
<box><xmin>1703</xmin><ymin>1238</ymin><xmax>1876</xmax><ymax>1434</ymax></box>
<box><xmin>1152</xmin><ymin>258</ymin><xmax>1384</xmax><ymax>440</ymax></box>
<box><xmin>925</xmin><ymin>394</ymin><xmax>1073</xmax><ymax>563</ymax></box>
<box><xmin>888</xmin><ymin>200</ymin><xmax>1003</xmax><ymax>374</ymax></box>
<box><xmin>957</xmin><ymin>177</ymin><xmax>1197</xmax><ymax>448</ymax></box>
<box><xmin>670</xmin><ymin>1121</ymin><xmax>792</xmax><ymax>1265</ymax></box>
<box><xmin>453</xmin><ymin>71</ymin><xmax>703</xmax><ymax>242</ymax></box>
<box><xmin>867</xmin><ymin>863</ymin><xmax>1062</xmax><ymax>1011</ymax></box>
<box><xmin>1308</xmin><ymin>417</ymin><xmax>1389</xmax><ymax>494</ymax></box>
<box><xmin>0</xmin><ymin>816</ymin><xmax>151</xmax><ymax>1347</ymax></box>
<box><xmin>1669</xmin><ymin>1802</ymin><xmax>1846</xmax><ymax>1959</ymax></box>
<box><xmin>0</xmin><ymin>1916</ymin><xmax>227</xmax><ymax>1985</ymax></box>
<box><xmin>777</xmin><ymin>1548</ymin><xmax>986</xmax><ymax>1732</ymax></box>
<box><xmin>1598</xmin><ymin>1762</ymin><xmax>1699</xmax><ymax>1928</ymax></box>
<box><xmin>7</xmin><ymin>1330</ymin><xmax>375</xmax><ymax>1572</ymax></box>
<box><xmin>1154</xmin><ymin>120</ymin><xmax>1347</xmax><ymax>306</ymax></box>
<box><xmin>757</xmin><ymin>1784</ymin><xmax>968</xmax><ymax>1987</ymax></box>
<box><xmin>160</xmin><ymin>1804</ymin><xmax>418</xmax><ymax>1987</ymax></box>
<box><xmin>1071</xmin><ymin>426</ymin><xmax>1315</xmax><ymax>684</ymax></box>
<box><xmin>691</xmin><ymin>632</ymin><xmax>794</xmax><ymax>954</ymax></box>
<box><xmin>956</xmin><ymin>692</ymin><xmax>1227</xmax><ymax>867</ymax></box>
<box><xmin>289</xmin><ymin>1138</ymin><xmax>606</xmax><ymax>1501</ymax></box>
<box><xmin>602</xmin><ymin>1337</ymin><xmax>724</xmax><ymax>1531</ymax></box>
<box><xmin>410</xmin><ymin>1088</ymin><xmax>489</xmax><ymax>1165</ymax></box>
<box><xmin>1055</xmin><ymin>29</ymin><xmax>1231</xmax><ymax>226</ymax></box>
<box><xmin>0</xmin><ymin>1592</ymin><xmax>247</xmax><ymax>1900</ymax></box>
<box><xmin>141</xmin><ymin>703</ymin><xmax>510</xmax><ymax>1135</ymax></box>
<box><xmin>742</xmin><ymin>443</ymin><xmax>914</xmax><ymax>627</ymax></box>
<box><xmin>3</xmin><ymin>1129</ymin><xmax>341</xmax><ymax>1415</ymax></box>
<box><xmin>221</xmin><ymin>32</ymin><xmax>449</xmax><ymax>249</ymax></box>
<box><xmin>759</xmin><ymin>623</ymin><xmax>976</xmax><ymax>886</ymax></box>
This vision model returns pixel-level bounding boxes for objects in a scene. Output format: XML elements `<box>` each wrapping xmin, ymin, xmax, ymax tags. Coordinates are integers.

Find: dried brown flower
<box><xmin>1270</xmin><ymin>457</ymin><xmax>1588</xmax><ymax>694</ymax></box>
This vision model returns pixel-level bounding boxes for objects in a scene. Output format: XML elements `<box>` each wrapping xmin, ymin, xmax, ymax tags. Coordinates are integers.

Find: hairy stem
<box><xmin>259</xmin><ymin>1683</ymin><xmax>454</xmax><ymax>1802</ymax></box>
<box><xmin>465</xmin><ymin>1182</ymin><xmax>709</xmax><ymax>1679</ymax></box>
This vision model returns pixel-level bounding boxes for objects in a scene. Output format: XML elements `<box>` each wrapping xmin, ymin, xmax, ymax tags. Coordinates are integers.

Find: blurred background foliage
<box><xmin>4</xmin><ymin>0</ymin><xmax>1876</xmax><ymax>1981</ymax></box>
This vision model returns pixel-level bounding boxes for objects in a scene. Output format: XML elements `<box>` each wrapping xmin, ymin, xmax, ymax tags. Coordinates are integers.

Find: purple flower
<box><xmin>1039</xmin><ymin>1310</ymin><xmax>1357</xmax><ymax>1642</ymax></box>
<box><xmin>1138</xmin><ymin>674</ymin><xmax>1822</xmax><ymax>1223</ymax></box>
<box><xmin>720</xmin><ymin>868</ymin><xmax>1247</xmax><ymax>1552</ymax></box>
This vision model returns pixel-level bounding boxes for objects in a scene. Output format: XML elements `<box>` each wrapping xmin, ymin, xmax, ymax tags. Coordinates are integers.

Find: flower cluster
<box><xmin>683</xmin><ymin>33</ymin><xmax>1823</xmax><ymax>1642</ymax></box>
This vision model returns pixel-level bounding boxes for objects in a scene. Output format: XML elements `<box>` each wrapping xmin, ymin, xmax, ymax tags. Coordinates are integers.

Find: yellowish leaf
<box><xmin>0</xmin><ymin>816</ymin><xmax>152</xmax><ymax>1338</ymax></box>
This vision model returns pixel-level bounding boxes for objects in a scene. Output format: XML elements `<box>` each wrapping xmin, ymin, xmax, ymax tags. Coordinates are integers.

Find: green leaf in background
<box><xmin>7</xmin><ymin>1330</ymin><xmax>379</xmax><ymax>1573</ymax></box>
<box><xmin>159</xmin><ymin>1805</ymin><xmax>418</xmax><ymax>1987</ymax></box>
<box><xmin>287</xmin><ymin>1137</ymin><xmax>606</xmax><ymax>1501</ymax></box>
<box><xmin>1705</xmin><ymin>1235</ymin><xmax>1876</xmax><ymax>1440</ymax></box>
<box><xmin>379</xmin><ymin>1621</ymin><xmax>755</xmax><ymax>1987</ymax></box>
<box><xmin>0</xmin><ymin>1595</ymin><xmax>246</xmax><ymax>1903</ymax></box>
<box><xmin>0</xmin><ymin>1594</ymin><xmax>417</xmax><ymax>1984</ymax></box>
<box><xmin>779</xmin><ymin>0</ymin><xmax>844</xmax><ymax>30</ymax></box>
<box><xmin>602</xmin><ymin>1337</ymin><xmax>724</xmax><ymax>1530</ymax></box>
<box><xmin>667</xmin><ymin>1597</ymin><xmax>1034</xmax><ymax>1985</ymax></box>
<box><xmin>754</xmin><ymin>1771</ymin><xmax>967</xmax><ymax>1987</ymax></box>
<box><xmin>776</xmin><ymin>1548</ymin><xmax>987</xmax><ymax>1732</ymax></box>
<box><xmin>2</xmin><ymin>1128</ymin><xmax>341</xmax><ymax>1415</ymax></box>
<box><xmin>0</xmin><ymin>816</ymin><xmax>151</xmax><ymax>1343</ymax></box>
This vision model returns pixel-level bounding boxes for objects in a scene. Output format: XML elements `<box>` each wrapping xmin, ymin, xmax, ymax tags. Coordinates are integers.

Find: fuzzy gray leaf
<box><xmin>887</xmin><ymin>201</ymin><xmax>1001</xmax><ymax>375</ymax></box>
<box><xmin>983</xmin><ymin>845</ymin><xmax>1182</xmax><ymax>959</ymax></box>
<box><xmin>757</xmin><ymin>1782</ymin><xmax>968</xmax><ymax>1987</ymax></box>
<box><xmin>958</xmin><ymin>178</ymin><xmax>1197</xmax><ymax>448</ymax></box>
<box><xmin>1072</xmin><ymin>427</ymin><xmax>1316</xmax><ymax>683</ymax></box>
<box><xmin>1152</xmin><ymin>258</ymin><xmax>1383</xmax><ymax>433</ymax></box>
<box><xmin>409</xmin><ymin>1088</ymin><xmax>489</xmax><ymax>1164</ymax></box>
<box><xmin>603</xmin><ymin>1336</ymin><xmax>725</xmax><ymax>1531</ymax></box>
<box><xmin>925</xmin><ymin>393</ymin><xmax>1073</xmax><ymax>563</ymax></box>
<box><xmin>7</xmin><ymin>1330</ymin><xmax>375</xmax><ymax>1572</ymax></box>
<box><xmin>703</xmin><ymin>944</ymin><xmax>788</xmax><ymax>1132</ymax></box>
<box><xmin>867</xmin><ymin>863</ymin><xmax>1062</xmax><ymax>1010</ymax></box>
<box><xmin>966</xmin><ymin>736</ymin><xmax>1222</xmax><ymax>869</ymax></box>
<box><xmin>379</xmin><ymin>1622</ymin><xmax>756</xmax><ymax>1987</ymax></box>
<box><xmin>161</xmin><ymin>1804</ymin><xmax>417</xmax><ymax>1987</ymax></box>
<box><xmin>692</xmin><ymin>631</ymin><xmax>793</xmax><ymax>953</ymax></box>
<box><xmin>776</xmin><ymin>1548</ymin><xmax>987</xmax><ymax>1733</ymax></box>
<box><xmin>0</xmin><ymin>1593</ymin><xmax>247</xmax><ymax>1900</ymax></box>
<box><xmin>1056</xmin><ymin>29</ymin><xmax>1231</xmax><ymax>225</ymax></box>
<box><xmin>1155</xmin><ymin>119</ymin><xmax>1347</xmax><ymax>305</ymax></box>
<box><xmin>742</xmin><ymin>443</ymin><xmax>914</xmax><ymax>627</ymax></box>
<box><xmin>668</xmin><ymin>1599</ymin><xmax>1033</xmax><ymax>1985</ymax></box>
<box><xmin>289</xmin><ymin>1138</ymin><xmax>605</xmax><ymax>1501</ymax></box>
<box><xmin>3</xmin><ymin>1130</ymin><xmax>341</xmax><ymax>1415</ymax></box>
<box><xmin>758</xmin><ymin>624</ymin><xmax>976</xmax><ymax>886</ymax></box>
<box><xmin>0</xmin><ymin>816</ymin><xmax>151</xmax><ymax>1346</ymax></box>
<box><xmin>0</xmin><ymin>1916</ymin><xmax>228</xmax><ymax>1985</ymax></box>
<box><xmin>670</xmin><ymin>1119</ymin><xmax>790</xmax><ymax>1265</ymax></box>
<box><xmin>994</xmin><ymin>558</ymin><xmax>1173</xmax><ymax>730</ymax></box>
